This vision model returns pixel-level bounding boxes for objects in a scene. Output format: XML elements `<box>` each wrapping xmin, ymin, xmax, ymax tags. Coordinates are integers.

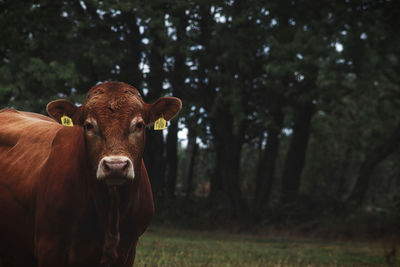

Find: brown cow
<box><xmin>0</xmin><ymin>81</ymin><xmax>182</xmax><ymax>266</ymax></box>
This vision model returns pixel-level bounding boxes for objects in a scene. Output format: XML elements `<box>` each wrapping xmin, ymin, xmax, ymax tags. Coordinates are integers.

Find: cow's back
<box><xmin>0</xmin><ymin>109</ymin><xmax>61</xmax><ymax>265</ymax></box>
<box><xmin>0</xmin><ymin>109</ymin><xmax>61</xmax><ymax>192</ymax></box>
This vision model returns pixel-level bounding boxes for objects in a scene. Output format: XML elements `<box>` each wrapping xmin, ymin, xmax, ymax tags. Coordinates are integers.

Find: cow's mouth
<box><xmin>104</xmin><ymin>176</ymin><xmax>128</xmax><ymax>186</ymax></box>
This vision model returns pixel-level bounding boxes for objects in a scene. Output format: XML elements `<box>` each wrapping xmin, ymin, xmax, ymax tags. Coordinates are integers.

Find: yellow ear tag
<box><xmin>61</xmin><ymin>115</ymin><xmax>74</xmax><ymax>127</ymax></box>
<box><xmin>154</xmin><ymin>116</ymin><xmax>167</xmax><ymax>130</ymax></box>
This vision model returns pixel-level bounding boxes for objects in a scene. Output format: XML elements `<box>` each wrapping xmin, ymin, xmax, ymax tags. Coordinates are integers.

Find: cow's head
<box><xmin>46</xmin><ymin>82</ymin><xmax>182</xmax><ymax>186</ymax></box>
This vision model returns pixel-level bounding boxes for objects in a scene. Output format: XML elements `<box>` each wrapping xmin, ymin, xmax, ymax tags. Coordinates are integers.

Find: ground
<box><xmin>135</xmin><ymin>227</ymin><xmax>399</xmax><ymax>266</ymax></box>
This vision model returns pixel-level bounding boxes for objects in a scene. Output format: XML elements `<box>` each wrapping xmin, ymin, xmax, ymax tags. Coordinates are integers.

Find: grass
<box><xmin>135</xmin><ymin>227</ymin><xmax>399</xmax><ymax>266</ymax></box>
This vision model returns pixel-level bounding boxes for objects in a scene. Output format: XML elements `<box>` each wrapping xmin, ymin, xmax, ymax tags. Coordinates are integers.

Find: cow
<box><xmin>0</xmin><ymin>81</ymin><xmax>182</xmax><ymax>266</ymax></box>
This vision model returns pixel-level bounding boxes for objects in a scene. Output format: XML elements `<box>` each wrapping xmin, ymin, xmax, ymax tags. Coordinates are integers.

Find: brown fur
<box><xmin>0</xmin><ymin>82</ymin><xmax>182</xmax><ymax>266</ymax></box>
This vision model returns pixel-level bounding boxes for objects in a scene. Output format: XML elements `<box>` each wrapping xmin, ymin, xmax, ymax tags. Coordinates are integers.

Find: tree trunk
<box><xmin>348</xmin><ymin>123</ymin><xmax>400</xmax><ymax>205</ymax></box>
<box><xmin>163</xmin><ymin>8</ymin><xmax>188</xmax><ymax>198</ymax></box>
<box><xmin>165</xmin><ymin>119</ymin><xmax>178</xmax><ymax>197</ymax></box>
<box><xmin>210</xmin><ymin>108</ymin><xmax>246</xmax><ymax>219</ymax></box>
<box><xmin>223</xmin><ymin>140</ymin><xmax>245</xmax><ymax>218</ymax></box>
<box><xmin>144</xmin><ymin>21</ymin><xmax>166</xmax><ymax>199</ymax></box>
<box><xmin>144</xmin><ymin>130</ymin><xmax>166</xmax><ymax>198</ymax></box>
<box><xmin>254</xmin><ymin>105</ymin><xmax>284</xmax><ymax>216</ymax></box>
<box><xmin>281</xmin><ymin>103</ymin><xmax>315</xmax><ymax>204</ymax></box>
<box><xmin>212</xmin><ymin>139</ymin><xmax>245</xmax><ymax>218</ymax></box>
<box><xmin>119</xmin><ymin>12</ymin><xmax>143</xmax><ymax>87</ymax></box>
<box><xmin>336</xmin><ymin>147</ymin><xmax>352</xmax><ymax>199</ymax></box>
<box><xmin>184</xmin><ymin>128</ymin><xmax>198</xmax><ymax>197</ymax></box>
<box><xmin>210</xmin><ymin>140</ymin><xmax>223</xmax><ymax>198</ymax></box>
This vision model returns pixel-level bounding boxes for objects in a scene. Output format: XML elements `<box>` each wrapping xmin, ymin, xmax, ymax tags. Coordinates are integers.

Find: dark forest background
<box><xmin>1</xmin><ymin>0</ymin><xmax>400</xmax><ymax>237</ymax></box>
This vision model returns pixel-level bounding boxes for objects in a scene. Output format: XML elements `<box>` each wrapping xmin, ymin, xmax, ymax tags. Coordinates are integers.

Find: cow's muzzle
<box><xmin>96</xmin><ymin>156</ymin><xmax>135</xmax><ymax>185</ymax></box>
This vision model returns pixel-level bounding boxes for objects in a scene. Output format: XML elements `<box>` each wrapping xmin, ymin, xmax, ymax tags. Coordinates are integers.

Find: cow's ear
<box><xmin>46</xmin><ymin>99</ymin><xmax>82</xmax><ymax>125</ymax></box>
<box><xmin>146</xmin><ymin>97</ymin><xmax>182</xmax><ymax>125</ymax></box>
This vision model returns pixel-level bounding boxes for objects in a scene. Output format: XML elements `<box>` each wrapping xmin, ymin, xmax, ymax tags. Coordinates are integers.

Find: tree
<box><xmin>164</xmin><ymin>2</ymin><xmax>190</xmax><ymax>197</ymax></box>
<box><xmin>343</xmin><ymin>0</ymin><xmax>400</xmax><ymax>206</ymax></box>
<box><xmin>141</xmin><ymin>1</ymin><xmax>169</xmax><ymax>199</ymax></box>
<box><xmin>2</xmin><ymin>0</ymin><xmax>400</xmax><ymax>226</ymax></box>
<box><xmin>0</xmin><ymin>1</ymin><xmax>83</xmax><ymax>111</ymax></box>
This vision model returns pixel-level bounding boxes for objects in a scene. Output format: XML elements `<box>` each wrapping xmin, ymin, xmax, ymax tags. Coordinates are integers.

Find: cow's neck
<box><xmin>88</xmin><ymin>175</ymin><xmax>137</xmax><ymax>265</ymax></box>
<box><xmin>100</xmin><ymin>186</ymin><xmax>121</xmax><ymax>265</ymax></box>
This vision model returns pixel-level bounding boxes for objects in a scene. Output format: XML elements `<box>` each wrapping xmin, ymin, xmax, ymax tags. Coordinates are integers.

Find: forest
<box><xmin>1</xmin><ymin>0</ymin><xmax>399</xmax><ymax>238</ymax></box>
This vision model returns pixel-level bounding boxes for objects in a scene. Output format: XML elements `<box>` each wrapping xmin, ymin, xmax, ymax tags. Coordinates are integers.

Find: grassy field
<box><xmin>135</xmin><ymin>227</ymin><xmax>399</xmax><ymax>266</ymax></box>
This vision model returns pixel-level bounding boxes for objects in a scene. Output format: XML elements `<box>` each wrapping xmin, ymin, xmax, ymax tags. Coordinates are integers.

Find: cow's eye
<box><xmin>85</xmin><ymin>123</ymin><xmax>94</xmax><ymax>131</ymax></box>
<box><xmin>135</xmin><ymin>122</ymin><xmax>144</xmax><ymax>130</ymax></box>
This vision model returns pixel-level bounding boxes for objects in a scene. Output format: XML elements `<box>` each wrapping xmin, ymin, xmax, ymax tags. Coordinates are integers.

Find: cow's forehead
<box><xmin>83</xmin><ymin>82</ymin><xmax>144</xmax><ymax>117</ymax></box>
<box><xmin>87</xmin><ymin>82</ymin><xmax>141</xmax><ymax>99</ymax></box>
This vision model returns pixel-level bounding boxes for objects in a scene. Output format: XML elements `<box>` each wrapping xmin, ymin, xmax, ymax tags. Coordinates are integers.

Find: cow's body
<box><xmin>0</xmin><ymin>82</ymin><xmax>181</xmax><ymax>266</ymax></box>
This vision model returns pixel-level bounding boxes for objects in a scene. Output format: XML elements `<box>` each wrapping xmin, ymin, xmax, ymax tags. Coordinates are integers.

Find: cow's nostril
<box><xmin>122</xmin><ymin>161</ymin><xmax>129</xmax><ymax>171</ymax></box>
<box><xmin>103</xmin><ymin>161</ymin><xmax>111</xmax><ymax>172</ymax></box>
